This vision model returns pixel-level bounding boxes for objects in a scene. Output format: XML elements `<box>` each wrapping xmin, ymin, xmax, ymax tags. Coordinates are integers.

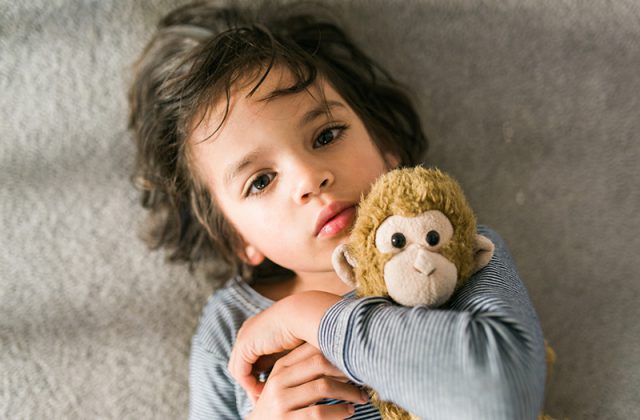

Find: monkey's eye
<box><xmin>426</xmin><ymin>230</ymin><xmax>440</xmax><ymax>246</ymax></box>
<box><xmin>391</xmin><ymin>232</ymin><xmax>406</xmax><ymax>249</ymax></box>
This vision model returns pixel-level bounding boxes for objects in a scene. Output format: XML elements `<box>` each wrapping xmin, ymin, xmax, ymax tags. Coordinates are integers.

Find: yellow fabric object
<box><xmin>539</xmin><ymin>340</ymin><xmax>559</xmax><ymax>420</ymax></box>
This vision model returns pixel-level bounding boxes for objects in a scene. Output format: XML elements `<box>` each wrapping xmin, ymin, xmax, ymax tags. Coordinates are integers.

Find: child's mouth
<box><xmin>316</xmin><ymin>206</ymin><xmax>356</xmax><ymax>239</ymax></box>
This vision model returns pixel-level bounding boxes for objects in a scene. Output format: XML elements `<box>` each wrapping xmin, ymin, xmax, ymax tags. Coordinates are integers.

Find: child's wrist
<box><xmin>287</xmin><ymin>291</ymin><xmax>342</xmax><ymax>348</ymax></box>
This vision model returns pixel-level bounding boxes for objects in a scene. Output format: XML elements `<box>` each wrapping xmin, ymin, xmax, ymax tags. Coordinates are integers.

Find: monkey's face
<box><xmin>375</xmin><ymin>210</ymin><xmax>458</xmax><ymax>307</ymax></box>
<box><xmin>332</xmin><ymin>167</ymin><xmax>495</xmax><ymax>305</ymax></box>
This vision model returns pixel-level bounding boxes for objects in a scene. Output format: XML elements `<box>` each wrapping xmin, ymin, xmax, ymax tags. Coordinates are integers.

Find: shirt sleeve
<box><xmin>318</xmin><ymin>226</ymin><xmax>546</xmax><ymax>420</ymax></box>
<box><xmin>189</xmin><ymin>338</ymin><xmax>240</xmax><ymax>420</ymax></box>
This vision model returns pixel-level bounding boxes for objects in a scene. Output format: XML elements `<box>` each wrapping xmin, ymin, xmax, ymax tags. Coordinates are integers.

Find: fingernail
<box><xmin>360</xmin><ymin>390</ymin><xmax>369</xmax><ymax>402</ymax></box>
<box><xmin>347</xmin><ymin>403</ymin><xmax>356</xmax><ymax>414</ymax></box>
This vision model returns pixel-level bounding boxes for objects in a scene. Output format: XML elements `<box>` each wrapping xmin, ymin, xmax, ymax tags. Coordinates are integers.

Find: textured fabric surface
<box><xmin>319</xmin><ymin>227</ymin><xmax>545</xmax><ymax>419</ymax></box>
<box><xmin>189</xmin><ymin>277</ymin><xmax>379</xmax><ymax>419</ymax></box>
<box><xmin>2</xmin><ymin>0</ymin><xmax>639</xmax><ymax>419</ymax></box>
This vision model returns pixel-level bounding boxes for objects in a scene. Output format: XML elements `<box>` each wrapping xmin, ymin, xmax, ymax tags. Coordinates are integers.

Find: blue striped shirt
<box><xmin>189</xmin><ymin>226</ymin><xmax>546</xmax><ymax>419</ymax></box>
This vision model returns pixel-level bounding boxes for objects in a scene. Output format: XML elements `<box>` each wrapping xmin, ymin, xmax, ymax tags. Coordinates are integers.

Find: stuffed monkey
<box><xmin>332</xmin><ymin>166</ymin><xmax>554</xmax><ymax>420</ymax></box>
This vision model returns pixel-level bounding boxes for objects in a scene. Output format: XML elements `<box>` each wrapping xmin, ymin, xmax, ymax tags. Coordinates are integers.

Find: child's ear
<box><xmin>384</xmin><ymin>152</ymin><xmax>401</xmax><ymax>170</ymax></box>
<box><xmin>243</xmin><ymin>245</ymin><xmax>265</xmax><ymax>266</ymax></box>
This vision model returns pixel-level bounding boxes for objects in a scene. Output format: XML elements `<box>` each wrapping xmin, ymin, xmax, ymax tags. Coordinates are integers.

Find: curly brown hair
<box><xmin>128</xmin><ymin>1</ymin><xmax>428</xmax><ymax>287</ymax></box>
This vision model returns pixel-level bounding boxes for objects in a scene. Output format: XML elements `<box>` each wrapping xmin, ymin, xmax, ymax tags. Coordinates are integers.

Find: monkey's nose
<box><xmin>414</xmin><ymin>251</ymin><xmax>436</xmax><ymax>276</ymax></box>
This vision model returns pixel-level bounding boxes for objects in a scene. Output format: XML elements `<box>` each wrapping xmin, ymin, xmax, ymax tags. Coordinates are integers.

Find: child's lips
<box><xmin>316</xmin><ymin>206</ymin><xmax>356</xmax><ymax>239</ymax></box>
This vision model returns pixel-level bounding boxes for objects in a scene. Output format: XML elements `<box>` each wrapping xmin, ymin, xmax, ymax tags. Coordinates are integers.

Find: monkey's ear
<box><xmin>332</xmin><ymin>244</ymin><xmax>357</xmax><ymax>288</ymax></box>
<box><xmin>472</xmin><ymin>234</ymin><xmax>495</xmax><ymax>273</ymax></box>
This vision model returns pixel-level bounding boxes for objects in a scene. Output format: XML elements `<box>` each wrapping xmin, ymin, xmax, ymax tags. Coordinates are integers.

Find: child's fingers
<box><xmin>253</xmin><ymin>351</ymin><xmax>289</xmax><ymax>373</ymax></box>
<box><xmin>228</xmin><ymin>344</ymin><xmax>268</xmax><ymax>397</ymax></box>
<box><xmin>275</xmin><ymin>351</ymin><xmax>350</xmax><ymax>388</ymax></box>
<box><xmin>227</xmin><ymin>345</ymin><xmax>254</xmax><ymax>381</ymax></box>
<box><xmin>235</xmin><ymin>370</ymin><xmax>262</xmax><ymax>403</ymax></box>
<box><xmin>290</xmin><ymin>402</ymin><xmax>357</xmax><ymax>420</ymax></box>
<box><xmin>275</xmin><ymin>342</ymin><xmax>347</xmax><ymax>380</ymax></box>
<box><xmin>286</xmin><ymin>377</ymin><xmax>368</xmax><ymax>409</ymax></box>
<box><xmin>231</xmin><ymin>345</ymin><xmax>313</xmax><ymax>399</ymax></box>
<box><xmin>274</xmin><ymin>342</ymin><xmax>319</xmax><ymax>368</ymax></box>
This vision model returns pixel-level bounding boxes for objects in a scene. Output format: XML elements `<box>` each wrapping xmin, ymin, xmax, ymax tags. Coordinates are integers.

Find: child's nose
<box><xmin>293</xmin><ymin>164</ymin><xmax>334</xmax><ymax>204</ymax></box>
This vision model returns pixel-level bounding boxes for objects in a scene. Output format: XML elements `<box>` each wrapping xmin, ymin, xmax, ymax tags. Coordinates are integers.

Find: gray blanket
<box><xmin>2</xmin><ymin>0</ymin><xmax>639</xmax><ymax>418</ymax></box>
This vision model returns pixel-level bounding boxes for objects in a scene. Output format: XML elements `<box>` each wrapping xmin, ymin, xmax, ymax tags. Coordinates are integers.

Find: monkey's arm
<box><xmin>318</xmin><ymin>226</ymin><xmax>546</xmax><ymax>420</ymax></box>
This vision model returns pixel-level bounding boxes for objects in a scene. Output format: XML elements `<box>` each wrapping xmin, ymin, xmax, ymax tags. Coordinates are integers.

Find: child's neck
<box><xmin>252</xmin><ymin>270</ymin><xmax>352</xmax><ymax>302</ymax></box>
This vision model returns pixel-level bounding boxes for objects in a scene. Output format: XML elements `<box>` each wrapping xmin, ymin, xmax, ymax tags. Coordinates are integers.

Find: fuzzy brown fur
<box><xmin>347</xmin><ymin>166</ymin><xmax>478</xmax><ymax>300</ymax></box>
<box><xmin>343</xmin><ymin>166</ymin><xmax>556</xmax><ymax>420</ymax></box>
<box><xmin>345</xmin><ymin>166</ymin><xmax>479</xmax><ymax>419</ymax></box>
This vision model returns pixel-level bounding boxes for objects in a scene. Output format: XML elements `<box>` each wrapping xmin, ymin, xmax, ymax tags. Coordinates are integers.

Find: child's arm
<box><xmin>229</xmin><ymin>226</ymin><xmax>546</xmax><ymax>419</ymax></box>
<box><xmin>191</xmin><ymin>294</ymin><xmax>366</xmax><ymax>420</ymax></box>
<box><xmin>317</xmin><ymin>226</ymin><xmax>547</xmax><ymax>419</ymax></box>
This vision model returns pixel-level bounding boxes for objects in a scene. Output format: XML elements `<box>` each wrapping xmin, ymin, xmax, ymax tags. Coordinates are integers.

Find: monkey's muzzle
<box><xmin>384</xmin><ymin>246</ymin><xmax>458</xmax><ymax>307</ymax></box>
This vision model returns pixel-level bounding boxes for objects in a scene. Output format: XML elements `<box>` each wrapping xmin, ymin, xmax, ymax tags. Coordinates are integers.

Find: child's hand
<box><xmin>228</xmin><ymin>291</ymin><xmax>343</xmax><ymax>400</ymax></box>
<box><xmin>246</xmin><ymin>343</ymin><xmax>367</xmax><ymax>419</ymax></box>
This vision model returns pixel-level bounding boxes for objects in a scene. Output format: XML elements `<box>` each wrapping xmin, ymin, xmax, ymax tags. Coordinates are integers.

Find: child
<box><xmin>128</xmin><ymin>1</ymin><xmax>546</xmax><ymax>419</ymax></box>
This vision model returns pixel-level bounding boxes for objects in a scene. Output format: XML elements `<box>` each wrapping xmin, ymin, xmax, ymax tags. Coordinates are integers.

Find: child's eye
<box><xmin>313</xmin><ymin>125</ymin><xmax>347</xmax><ymax>148</ymax></box>
<box><xmin>246</xmin><ymin>173</ymin><xmax>275</xmax><ymax>196</ymax></box>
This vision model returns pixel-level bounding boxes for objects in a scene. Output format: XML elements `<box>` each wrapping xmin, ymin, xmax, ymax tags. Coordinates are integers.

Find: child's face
<box><xmin>189</xmin><ymin>67</ymin><xmax>396</xmax><ymax>279</ymax></box>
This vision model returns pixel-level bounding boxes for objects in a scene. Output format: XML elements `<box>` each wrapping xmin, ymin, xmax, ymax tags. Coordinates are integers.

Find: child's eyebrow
<box><xmin>297</xmin><ymin>100</ymin><xmax>345</xmax><ymax>129</ymax></box>
<box><xmin>224</xmin><ymin>150</ymin><xmax>262</xmax><ymax>188</ymax></box>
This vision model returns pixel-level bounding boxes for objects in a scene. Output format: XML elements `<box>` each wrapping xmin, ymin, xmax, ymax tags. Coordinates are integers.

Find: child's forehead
<box><xmin>190</xmin><ymin>66</ymin><xmax>346</xmax><ymax>140</ymax></box>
